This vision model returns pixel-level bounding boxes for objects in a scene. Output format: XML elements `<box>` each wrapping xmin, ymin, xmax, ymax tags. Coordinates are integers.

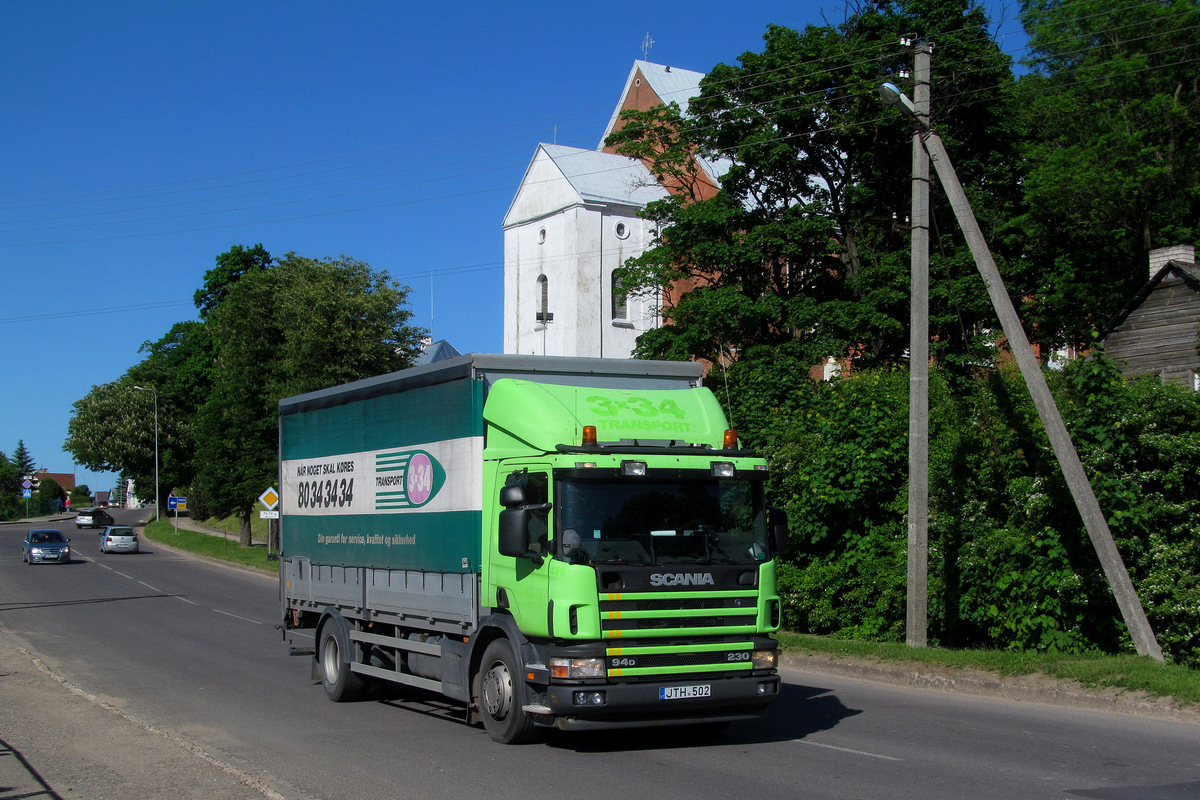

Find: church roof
<box><xmin>601</xmin><ymin>60</ymin><xmax>707</xmax><ymax>144</ymax></box>
<box><xmin>540</xmin><ymin>144</ymin><xmax>669</xmax><ymax>207</ymax></box>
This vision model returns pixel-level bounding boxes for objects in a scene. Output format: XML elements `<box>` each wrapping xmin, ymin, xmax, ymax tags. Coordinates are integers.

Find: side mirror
<box><xmin>498</xmin><ymin>508</ymin><xmax>530</xmax><ymax>557</ymax></box>
<box><xmin>499</xmin><ymin>485</ymin><xmax>525</xmax><ymax>508</ymax></box>
<box><xmin>560</xmin><ymin>528</ymin><xmax>583</xmax><ymax>560</ymax></box>
<box><xmin>768</xmin><ymin>506</ymin><xmax>789</xmax><ymax>555</ymax></box>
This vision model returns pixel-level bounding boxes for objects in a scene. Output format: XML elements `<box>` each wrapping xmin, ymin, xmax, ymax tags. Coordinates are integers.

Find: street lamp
<box><xmin>133</xmin><ymin>385</ymin><xmax>159</xmax><ymax>518</ymax></box>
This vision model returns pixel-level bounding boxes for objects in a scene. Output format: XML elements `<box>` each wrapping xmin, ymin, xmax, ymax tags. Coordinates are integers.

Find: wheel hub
<box><xmin>482</xmin><ymin>662</ymin><xmax>513</xmax><ymax>721</ymax></box>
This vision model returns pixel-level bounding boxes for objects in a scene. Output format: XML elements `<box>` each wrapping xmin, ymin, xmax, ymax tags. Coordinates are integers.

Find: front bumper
<box><xmin>537</xmin><ymin>673</ymin><xmax>781</xmax><ymax>730</ymax></box>
<box><xmin>29</xmin><ymin>550</ymin><xmax>70</xmax><ymax>563</ymax></box>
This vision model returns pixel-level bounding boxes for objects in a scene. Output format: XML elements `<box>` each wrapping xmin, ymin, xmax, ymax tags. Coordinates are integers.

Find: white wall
<box><xmin>504</xmin><ymin>205</ymin><xmax>659</xmax><ymax>358</ymax></box>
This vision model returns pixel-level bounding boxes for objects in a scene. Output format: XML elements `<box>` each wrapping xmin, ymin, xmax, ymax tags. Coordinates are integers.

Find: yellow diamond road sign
<box><xmin>259</xmin><ymin>487</ymin><xmax>280</xmax><ymax>510</ymax></box>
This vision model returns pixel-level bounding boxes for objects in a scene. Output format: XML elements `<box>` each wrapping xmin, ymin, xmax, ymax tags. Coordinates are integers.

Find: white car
<box><xmin>99</xmin><ymin>525</ymin><xmax>139</xmax><ymax>554</ymax></box>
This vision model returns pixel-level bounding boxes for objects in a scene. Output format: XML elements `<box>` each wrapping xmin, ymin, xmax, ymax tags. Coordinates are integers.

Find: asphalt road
<box><xmin>1</xmin><ymin>510</ymin><xmax>1198</xmax><ymax>800</ymax></box>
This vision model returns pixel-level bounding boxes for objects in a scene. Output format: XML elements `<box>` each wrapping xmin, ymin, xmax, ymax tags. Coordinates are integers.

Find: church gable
<box><xmin>503</xmin><ymin>146</ymin><xmax>583</xmax><ymax>229</ymax></box>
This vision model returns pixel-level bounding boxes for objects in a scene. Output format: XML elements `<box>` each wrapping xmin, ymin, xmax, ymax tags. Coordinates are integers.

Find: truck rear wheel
<box><xmin>478</xmin><ymin>639</ymin><xmax>538</xmax><ymax>744</ymax></box>
<box><xmin>319</xmin><ymin>617</ymin><xmax>366</xmax><ymax>702</ymax></box>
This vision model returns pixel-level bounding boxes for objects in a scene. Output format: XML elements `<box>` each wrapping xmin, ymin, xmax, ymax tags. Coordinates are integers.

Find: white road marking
<box><xmin>213</xmin><ymin>609</ymin><xmax>262</xmax><ymax>625</ymax></box>
<box><xmin>799</xmin><ymin>740</ymin><xmax>903</xmax><ymax>761</ymax></box>
<box><xmin>138</xmin><ymin>581</ymin><xmax>160</xmax><ymax>592</ymax></box>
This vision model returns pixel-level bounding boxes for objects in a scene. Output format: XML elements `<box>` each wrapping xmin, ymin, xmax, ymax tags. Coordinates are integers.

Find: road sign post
<box><xmin>167</xmin><ymin>496</ymin><xmax>187</xmax><ymax>535</ymax></box>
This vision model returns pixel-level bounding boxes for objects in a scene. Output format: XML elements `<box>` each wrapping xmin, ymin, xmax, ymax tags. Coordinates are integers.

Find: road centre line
<box><xmin>138</xmin><ymin>580</ymin><xmax>160</xmax><ymax>592</ymax></box>
<box><xmin>214</xmin><ymin>609</ymin><xmax>262</xmax><ymax>625</ymax></box>
<box><xmin>798</xmin><ymin>740</ymin><xmax>903</xmax><ymax>761</ymax></box>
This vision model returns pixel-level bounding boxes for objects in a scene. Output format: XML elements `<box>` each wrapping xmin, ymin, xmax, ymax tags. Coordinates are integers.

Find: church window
<box><xmin>611</xmin><ymin>271</ymin><xmax>627</xmax><ymax>321</ymax></box>
<box><xmin>536</xmin><ymin>274</ymin><xmax>552</xmax><ymax>323</ymax></box>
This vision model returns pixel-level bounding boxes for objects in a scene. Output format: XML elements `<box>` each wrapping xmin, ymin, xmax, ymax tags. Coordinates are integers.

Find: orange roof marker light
<box><xmin>582</xmin><ymin>425</ymin><xmax>598</xmax><ymax>446</ymax></box>
<box><xmin>723</xmin><ymin>429</ymin><xmax>738</xmax><ymax>449</ymax></box>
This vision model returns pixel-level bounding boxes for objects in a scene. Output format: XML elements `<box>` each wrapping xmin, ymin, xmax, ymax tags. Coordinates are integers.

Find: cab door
<box><xmin>490</xmin><ymin>465</ymin><xmax>554</xmax><ymax>637</ymax></box>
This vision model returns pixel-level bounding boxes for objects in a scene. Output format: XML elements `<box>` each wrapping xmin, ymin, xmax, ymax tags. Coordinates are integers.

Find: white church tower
<box><xmin>502</xmin><ymin>61</ymin><xmax>714</xmax><ymax>359</ymax></box>
<box><xmin>502</xmin><ymin>144</ymin><xmax>666</xmax><ymax>357</ymax></box>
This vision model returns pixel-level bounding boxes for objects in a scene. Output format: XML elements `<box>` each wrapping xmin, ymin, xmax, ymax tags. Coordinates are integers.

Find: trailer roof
<box><xmin>279</xmin><ymin>354</ymin><xmax>704</xmax><ymax>416</ymax></box>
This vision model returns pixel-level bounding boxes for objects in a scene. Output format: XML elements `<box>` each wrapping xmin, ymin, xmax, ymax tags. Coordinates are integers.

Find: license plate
<box><xmin>659</xmin><ymin>684</ymin><xmax>711</xmax><ymax>700</ymax></box>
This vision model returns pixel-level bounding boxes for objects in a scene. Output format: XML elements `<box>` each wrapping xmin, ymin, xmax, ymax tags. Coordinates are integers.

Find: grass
<box><xmin>778</xmin><ymin>631</ymin><xmax>1200</xmax><ymax>709</ymax></box>
<box><xmin>139</xmin><ymin>516</ymin><xmax>1200</xmax><ymax>711</ymax></box>
<box><xmin>140</xmin><ymin>517</ymin><xmax>277</xmax><ymax>574</ymax></box>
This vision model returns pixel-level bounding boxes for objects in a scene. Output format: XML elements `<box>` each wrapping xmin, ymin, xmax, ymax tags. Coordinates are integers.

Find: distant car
<box><xmin>22</xmin><ymin>529</ymin><xmax>72</xmax><ymax>564</ymax></box>
<box><xmin>99</xmin><ymin>525</ymin><xmax>139</xmax><ymax>554</ymax></box>
<box><xmin>75</xmin><ymin>508</ymin><xmax>114</xmax><ymax>529</ymax></box>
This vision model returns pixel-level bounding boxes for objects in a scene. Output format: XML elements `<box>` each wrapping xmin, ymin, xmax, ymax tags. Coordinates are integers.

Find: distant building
<box><xmin>503</xmin><ymin>61</ymin><xmax>723</xmax><ymax>359</ymax></box>
<box><xmin>33</xmin><ymin>469</ymin><xmax>76</xmax><ymax>492</ymax></box>
<box><xmin>1102</xmin><ymin>244</ymin><xmax>1200</xmax><ymax>390</ymax></box>
<box><xmin>415</xmin><ymin>338</ymin><xmax>462</xmax><ymax>366</ymax></box>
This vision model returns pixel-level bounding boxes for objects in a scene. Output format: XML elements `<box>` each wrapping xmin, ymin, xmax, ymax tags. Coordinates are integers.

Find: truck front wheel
<box><xmin>319</xmin><ymin>618</ymin><xmax>366</xmax><ymax>702</ymax></box>
<box><xmin>478</xmin><ymin>639</ymin><xmax>538</xmax><ymax>744</ymax></box>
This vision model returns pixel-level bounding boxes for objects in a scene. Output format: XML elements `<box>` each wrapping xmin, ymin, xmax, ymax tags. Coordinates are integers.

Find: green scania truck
<box><xmin>278</xmin><ymin>354</ymin><xmax>786</xmax><ymax>743</ymax></box>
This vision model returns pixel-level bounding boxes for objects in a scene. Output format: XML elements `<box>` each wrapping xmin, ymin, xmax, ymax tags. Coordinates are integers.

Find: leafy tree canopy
<box><xmin>607</xmin><ymin>1</ymin><xmax>1021</xmax><ymax>373</ymax></box>
<box><xmin>194</xmin><ymin>253</ymin><xmax>425</xmax><ymax>542</ymax></box>
<box><xmin>1015</xmin><ymin>0</ymin><xmax>1200</xmax><ymax>347</ymax></box>
<box><xmin>193</xmin><ymin>243</ymin><xmax>273</xmax><ymax>320</ymax></box>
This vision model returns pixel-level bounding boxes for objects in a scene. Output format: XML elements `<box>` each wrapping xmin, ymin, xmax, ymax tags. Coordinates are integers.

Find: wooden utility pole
<box><xmin>906</xmin><ymin>41</ymin><xmax>931</xmax><ymax>649</ymax></box>
<box><xmin>919</xmin><ymin>132</ymin><xmax>1165</xmax><ymax>663</ymax></box>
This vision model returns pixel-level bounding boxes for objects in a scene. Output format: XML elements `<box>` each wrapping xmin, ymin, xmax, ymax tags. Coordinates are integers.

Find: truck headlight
<box><xmin>752</xmin><ymin>650</ymin><xmax>777</xmax><ymax>669</ymax></box>
<box><xmin>550</xmin><ymin>657</ymin><xmax>606</xmax><ymax>679</ymax></box>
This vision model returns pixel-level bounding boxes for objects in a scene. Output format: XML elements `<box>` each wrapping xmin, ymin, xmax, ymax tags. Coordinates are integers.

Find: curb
<box><xmin>780</xmin><ymin>651</ymin><xmax>1200</xmax><ymax>725</ymax></box>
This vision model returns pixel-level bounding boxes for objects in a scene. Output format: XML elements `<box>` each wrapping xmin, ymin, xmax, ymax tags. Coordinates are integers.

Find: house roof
<box><xmin>1102</xmin><ymin>259</ymin><xmax>1200</xmax><ymax>337</ymax></box>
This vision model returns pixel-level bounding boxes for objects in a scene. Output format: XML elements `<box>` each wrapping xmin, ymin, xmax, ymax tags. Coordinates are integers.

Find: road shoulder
<box><xmin>0</xmin><ymin>627</ymin><xmax>282</xmax><ymax>800</ymax></box>
<box><xmin>782</xmin><ymin>649</ymin><xmax>1200</xmax><ymax>725</ymax></box>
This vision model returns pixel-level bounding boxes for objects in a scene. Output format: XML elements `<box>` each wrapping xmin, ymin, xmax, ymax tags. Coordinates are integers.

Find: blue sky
<box><xmin>0</xmin><ymin>1</ymin><xmax>1028</xmax><ymax>495</ymax></box>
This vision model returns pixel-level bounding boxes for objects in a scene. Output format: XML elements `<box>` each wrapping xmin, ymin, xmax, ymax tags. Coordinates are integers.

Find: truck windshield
<box><xmin>556</xmin><ymin>475</ymin><xmax>768</xmax><ymax>566</ymax></box>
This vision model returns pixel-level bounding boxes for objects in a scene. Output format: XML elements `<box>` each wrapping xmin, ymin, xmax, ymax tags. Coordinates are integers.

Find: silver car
<box><xmin>99</xmin><ymin>525</ymin><xmax>139</xmax><ymax>554</ymax></box>
<box><xmin>23</xmin><ymin>529</ymin><xmax>72</xmax><ymax>564</ymax></box>
<box><xmin>76</xmin><ymin>507</ymin><xmax>114</xmax><ymax>529</ymax></box>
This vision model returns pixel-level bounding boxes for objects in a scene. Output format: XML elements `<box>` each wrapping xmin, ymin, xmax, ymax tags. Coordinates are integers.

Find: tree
<box><xmin>606</xmin><ymin>2</ymin><xmax>1022</xmax><ymax>373</ymax></box>
<box><xmin>1015</xmin><ymin>0</ymin><xmax>1200</xmax><ymax>349</ymax></box>
<box><xmin>12</xmin><ymin>440</ymin><xmax>35</xmax><ymax>477</ymax></box>
<box><xmin>70</xmin><ymin>484</ymin><xmax>91</xmax><ymax>509</ymax></box>
<box><xmin>66</xmin><ymin>320</ymin><xmax>216</xmax><ymax>505</ymax></box>
<box><xmin>195</xmin><ymin>253</ymin><xmax>425</xmax><ymax>544</ymax></box>
<box><xmin>0</xmin><ymin>450</ymin><xmax>19</xmax><ymax>519</ymax></box>
<box><xmin>35</xmin><ymin>476</ymin><xmax>66</xmax><ymax>507</ymax></box>
<box><xmin>65</xmin><ymin>381</ymin><xmax>157</xmax><ymax>496</ymax></box>
<box><xmin>193</xmin><ymin>244</ymin><xmax>273</xmax><ymax>320</ymax></box>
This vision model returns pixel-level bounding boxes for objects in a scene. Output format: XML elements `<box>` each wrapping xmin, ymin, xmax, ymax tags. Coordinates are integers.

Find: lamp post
<box><xmin>133</xmin><ymin>385</ymin><xmax>159</xmax><ymax>518</ymax></box>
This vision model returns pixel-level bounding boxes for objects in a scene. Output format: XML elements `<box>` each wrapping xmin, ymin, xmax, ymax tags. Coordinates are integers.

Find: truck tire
<box><xmin>319</xmin><ymin>617</ymin><xmax>366</xmax><ymax>702</ymax></box>
<box><xmin>478</xmin><ymin>639</ymin><xmax>538</xmax><ymax>744</ymax></box>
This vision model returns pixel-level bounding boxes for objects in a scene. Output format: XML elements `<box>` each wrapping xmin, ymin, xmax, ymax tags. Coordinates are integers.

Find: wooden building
<box><xmin>1102</xmin><ymin>244</ymin><xmax>1200</xmax><ymax>389</ymax></box>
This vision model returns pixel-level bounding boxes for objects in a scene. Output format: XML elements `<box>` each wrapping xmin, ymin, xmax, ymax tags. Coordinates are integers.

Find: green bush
<box><xmin>756</xmin><ymin>354</ymin><xmax>1200</xmax><ymax>667</ymax></box>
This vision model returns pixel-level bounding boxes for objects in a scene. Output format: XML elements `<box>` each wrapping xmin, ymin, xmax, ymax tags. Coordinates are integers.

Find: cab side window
<box><xmin>506</xmin><ymin>470</ymin><xmax>550</xmax><ymax>555</ymax></box>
